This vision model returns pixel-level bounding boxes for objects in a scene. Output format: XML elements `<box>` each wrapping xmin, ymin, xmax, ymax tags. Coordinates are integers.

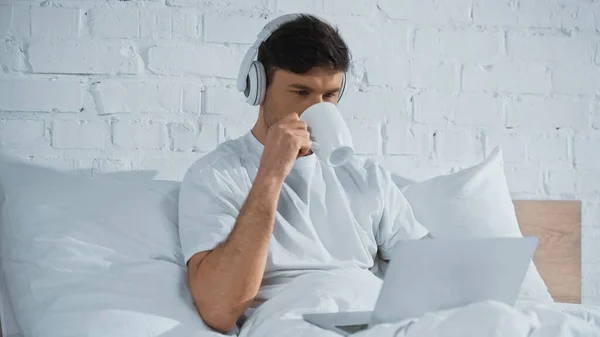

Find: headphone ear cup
<box><xmin>337</xmin><ymin>72</ymin><xmax>347</xmax><ymax>103</ymax></box>
<box><xmin>245</xmin><ymin>62</ymin><xmax>259</xmax><ymax>105</ymax></box>
<box><xmin>254</xmin><ymin>61</ymin><xmax>267</xmax><ymax>106</ymax></box>
<box><xmin>245</xmin><ymin>61</ymin><xmax>267</xmax><ymax>106</ymax></box>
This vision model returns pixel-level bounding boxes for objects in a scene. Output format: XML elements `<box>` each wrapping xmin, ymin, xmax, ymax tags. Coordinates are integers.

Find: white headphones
<box><xmin>236</xmin><ymin>13</ymin><xmax>347</xmax><ymax>106</ymax></box>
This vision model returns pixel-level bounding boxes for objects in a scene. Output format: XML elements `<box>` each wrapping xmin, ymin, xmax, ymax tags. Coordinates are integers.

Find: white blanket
<box><xmin>238</xmin><ymin>269</ymin><xmax>600</xmax><ymax>337</ymax></box>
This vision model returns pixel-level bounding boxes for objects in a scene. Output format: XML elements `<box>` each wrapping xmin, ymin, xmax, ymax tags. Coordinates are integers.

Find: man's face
<box><xmin>261</xmin><ymin>67</ymin><xmax>345</xmax><ymax>128</ymax></box>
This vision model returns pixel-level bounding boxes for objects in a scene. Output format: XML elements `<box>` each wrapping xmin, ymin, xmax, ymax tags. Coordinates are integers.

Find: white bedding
<box><xmin>238</xmin><ymin>269</ymin><xmax>600</xmax><ymax>337</ymax></box>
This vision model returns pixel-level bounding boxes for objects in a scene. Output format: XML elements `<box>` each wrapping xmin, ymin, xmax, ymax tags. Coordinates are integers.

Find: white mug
<box><xmin>299</xmin><ymin>102</ymin><xmax>354</xmax><ymax>167</ymax></box>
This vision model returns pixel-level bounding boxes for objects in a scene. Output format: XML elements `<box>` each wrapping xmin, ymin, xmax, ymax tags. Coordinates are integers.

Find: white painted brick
<box><xmin>413</xmin><ymin>91</ymin><xmax>454</xmax><ymax>124</ymax></box>
<box><xmin>578</xmin><ymin>170</ymin><xmax>600</xmax><ymax>195</ymax></box>
<box><xmin>166</xmin><ymin>0</ymin><xmax>265</xmax><ymax>9</ymax></box>
<box><xmin>0</xmin><ymin>5</ymin><xmax>30</xmax><ymax>36</ymax></box>
<box><xmin>337</xmin><ymin>21</ymin><xmax>408</xmax><ymax>59</ymax></box>
<box><xmin>506</xmin><ymin>96</ymin><xmax>588</xmax><ymax>129</ymax></box>
<box><xmin>324</xmin><ymin>0</ymin><xmax>375</xmax><ymax>16</ymax></box>
<box><xmin>546</xmin><ymin>169</ymin><xmax>577</xmax><ymax>194</ymax></box>
<box><xmin>346</xmin><ymin>120</ymin><xmax>381</xmax><ymax>155</ymax></box>
<box><xmin>29</xmin><ymin>41</ymin><xmax>142</xmax><ymax>75</ymax></box>
<box><xmin>53</xmin><ymin>120</ymin><xmax>109</xmax><ymax>149</ymax></box>
<box><xmin>528</xmin><ymin>134</ymin><xmax>569</xmax><ymax>164</ymax></box>
<box><xmin>584</xmin><ymin>201</ymin><xmax>600</xmax><ymax>228</ymax></box>
<box><xmin>378</xmin><ymin>0</ymin><xmax>471</xmax><ymax>24</ymax></box>
<box><xmin>91</xmin><ymin>80</ymin><xmax>202</xmax><ymax>115</ymax></box>
<box><xmin>582</xmin><ymin>233</ymin><xmax>600</xmax><ymax>267</ymax></box>
<box><xmin>0</xmin><ymin>5</ymin><xmax>11</xmax><ymax>35</ymax></box>
<box><xmin>29</xmin><ymin>157</ymin><xmax>76</xmax><ymax>171</ymax></box>
<box><xmin>504</xmin><ymin>167</ymin><xmax>542</xmax><ymax>194</ymax></box>
<box><xmin>31</xmin><ymin>7</ymin><xmax>81</xmax><ymax>37</ymax></box>
<box><xmin>91</xmin><ymin>158</ymin><xmax>131</xmax><ymax>175</ymax></box>
<box><xmin>410</xmin><ymin>57</ymin><xmax>458</xmax><ymax>90</ymax></box>
<box><xmin>515</xmin><ymin>0</ymin><xmax>563</xmax><ymax>28</ymax></box>
<box><xmin>383</xmin><ymin>123</ymin><xmax>432</xmax><ymax>156</ymax></box>
<box><xmin>89</xmin><ymin>4</ymin><xmax>139</xmax><ymax>38</ymax></box>
<box><xmin>473</xmin><ymin>0</ymin><xmax>569</xmax><ymax>28</ymax></box>
<box><xmin>553</xmin><ymin>66</ymin><xmax>600</xmax><ymax>95</ymax></box>
<box><xmin>277</xmin><ymin>0</ymin><xmax>322</xmax><ymax>13</ymax></box>
<box><xmin>172</xmin><ymin>8</ymin><xmax>200</xmax><ymax>39</ymax></box>
<box><xmin>337</xmin><ymin>89</ymin><xmax>410</xmax><ymax>120</ymax></box>
<box><xmin>0</xmin><ymin>119</ymin><xmax>46</xmax><ymax>147</ymax></box>
<box><xmin>561</xmin><ymin>3</ymin><xmax>598</xmax><ymax>31</ymax></box>
<box><xmin>596</xmin><ymin>43</ymin><xmax>600</xmax><ymax>66</ymax></box>
<box><xmin>204</xmin><ymin>14</ymin><xmax>267</xmax><ymax>44</ymax></box>
<box><xmin>507</xmin><ymin>34</ymin><xmax>595</xmax><ymax>64</ymax></box>
<box><xmin>113</xmin><ymin>119</ymin><xmax>166</xmax><ymax>150</ymax></box>
<box><xmin>148</xmin><ymin>44</ymin><xmax>241</xmax><ymax>77</ymax></box>
<box><xmin>139</xmin><ymin>8</ymin><xmax>199</xmax><ymax>39</ymax></box>
<box><xmin>434</xmin><ymin>129</ymin><xmax>483</xmax><ymax>162</ymax></box>
<box><xmin>414</xmin><ymin>29</ymin><xmax>500</xmax><ymax>62</ymax></box>
<box><xmin>204</xmin><ymin>84</ymin><xmax>257</xmax><ymax>116</ymax></box>
<box><xmin>452</xmin><ymin>93</ymin><xmax>503</xmax><ymax>126</ymax></box>
<box><xmin>413</xmin><ymin>91</ymin><xmax>502</xmax><ymax>126</ymax></box>
<box><xmin>193</xmin><ymin>123</ymin><xmax>221</xmax><ymax>152</ymax></box>
<box><xmin>381</xmin><ymin>156</ymin><xmax>453</xmax><ymax>182</ymax></box>
<box><xmin>575</xmin><ymin>134</ymin><xmax>600</xmax><ymax>167</ymax></box>
<box><xmin>0</xmin><ymin>78</ymin><xmax>84</xmax><ymax>112</ymax></box>
<box><xmin>593</xmin><ymin>100</ymin><xmax>600</xmax><ymax>130</ymax></box>
<box><xmin>0</xmin><ymin>39</ymin><xmax>26</xmax><ymax>72</ymax></box>
<box><xmin>140</xmin><ymin>7</ymin><xmax>171</xmax><ymax>39</ymax></box>
<box><xmin>463</xmin><ymin>63</ymin><xmax>551</xmax><ymax>94</ymax></box>
<box><xmin>473</xmin><ymin>0</ymin><xmax>518</xmax><ymax>26</ymax></box>
<box><xmin>169</xmin><ymin>122</ymin><xmax>196</xmax><ymax>152</ymax></box>
<box><xmin>484</xmin><ymin>129</ymin><xmax>528</xmax><ymax>163</ymax></box>
<box><xmin>365</xmin><ymin>57</ymin><xmax>409</xmax><ymax>87</ymax></box>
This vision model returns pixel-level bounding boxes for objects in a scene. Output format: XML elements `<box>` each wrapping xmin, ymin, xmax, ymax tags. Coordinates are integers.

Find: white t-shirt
<box><xmin>178</xmin><ymin>131</ymin><xmax>428</xmax><ymax>302</ymax></box>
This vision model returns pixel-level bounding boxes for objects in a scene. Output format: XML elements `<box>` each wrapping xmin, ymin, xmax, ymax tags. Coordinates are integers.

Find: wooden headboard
<box><xmin>514</xmin><ymin>200</ymin><xmax>582</xmax><ymax>303</ymax></box>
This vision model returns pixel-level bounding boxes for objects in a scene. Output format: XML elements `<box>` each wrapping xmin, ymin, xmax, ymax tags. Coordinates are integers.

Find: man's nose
<box><xmin>308</xmin><ymin>95</ymin><xmax>325</xmax><ymax>106</ymax></box>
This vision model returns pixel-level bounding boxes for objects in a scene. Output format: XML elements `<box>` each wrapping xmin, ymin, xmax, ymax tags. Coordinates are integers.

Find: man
<box><xmin>178</xmin><ymin>14</ymin><xmax>429</xmax><ymax>333</ymax></box>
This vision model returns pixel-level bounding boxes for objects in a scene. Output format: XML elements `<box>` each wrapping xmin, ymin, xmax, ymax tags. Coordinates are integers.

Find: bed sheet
<box><xmin>238</xmin><ymin>269</ymin><xmax>600</xmax><ymax>337</ymax></box>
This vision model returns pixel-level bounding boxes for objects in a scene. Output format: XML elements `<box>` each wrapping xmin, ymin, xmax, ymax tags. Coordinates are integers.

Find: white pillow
<box><xmin>0</xmin><ymin>160</ymin><xmax>230</xmax><ymax>337</ymax></box>
<box><xmin>396</xmin><ymin>147</ymin><xmax>554</xmax><ymax>303</ymax></box>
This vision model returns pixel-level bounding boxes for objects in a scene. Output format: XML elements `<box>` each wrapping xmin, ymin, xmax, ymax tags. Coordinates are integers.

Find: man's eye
<box><xmin>295</xmin><ymin>90</ymin><xmax>309</xmax><ymax>96</ymax></box>
<box><xmin>324</xmin><ymin>93</ymin><xmax>337</xmax><ymax>98</ymax></box>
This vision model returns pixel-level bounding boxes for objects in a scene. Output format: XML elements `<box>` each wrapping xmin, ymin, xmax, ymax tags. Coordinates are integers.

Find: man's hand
<box><xmin>258</xmin><ymin>114</ymin><xmax>312</xmax><ymax>181</ymax></box>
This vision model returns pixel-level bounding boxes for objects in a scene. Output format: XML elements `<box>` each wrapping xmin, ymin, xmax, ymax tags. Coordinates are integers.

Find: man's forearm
<box><xmin>191</xmin><ymin>173</ymin><xmax>283</xmax><ymax>331</ymax></box>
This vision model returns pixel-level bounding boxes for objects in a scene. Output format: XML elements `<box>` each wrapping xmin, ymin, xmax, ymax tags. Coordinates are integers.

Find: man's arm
<box><xmin>187</xmin><ymin>173</ymin><xmax>282</xmax><ymax>333</ymax></box>
<box><xmin>376</xmin><ymin>166</ymin><xmax>429</xmax><ymax>262</ymax></box>
<box><xmin>185</xmin><ymin>114</ymin><xmax>312</xmax><ymax>333</ymax></box>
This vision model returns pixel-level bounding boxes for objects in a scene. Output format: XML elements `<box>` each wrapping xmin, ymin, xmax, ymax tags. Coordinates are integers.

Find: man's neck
<box><xmin>251</xmin><ymin>110</ymin><xmax>268</xmax><ymax>145</ymax></box>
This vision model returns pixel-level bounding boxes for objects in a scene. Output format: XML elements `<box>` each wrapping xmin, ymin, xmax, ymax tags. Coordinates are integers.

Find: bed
<box><xmin>0</xmin><ymin>200</ymin><xmax>585</xmax><ymax>337</ymax></box>
<box><xmin>1</xmin><ymin>152</ymin><xmax>599</xmax><ymax>337</ymax></box>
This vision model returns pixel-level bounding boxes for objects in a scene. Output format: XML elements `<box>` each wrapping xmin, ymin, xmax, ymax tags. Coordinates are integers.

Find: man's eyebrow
<box><xmin>288</xmin><ymin>84</ymin><xmax>313</xmax><ymax>90</ymax></box>
<box><xmin>288</xmin><ymin>84</ymin><xmax>342</xmax><ymax>92</ymax></box>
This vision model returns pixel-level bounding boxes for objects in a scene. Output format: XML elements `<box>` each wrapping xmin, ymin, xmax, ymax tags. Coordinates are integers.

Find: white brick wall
<box><xmin>1</xmin><ymin>0</ymin><xmax>599</xmax><ymax>304</ymax></box>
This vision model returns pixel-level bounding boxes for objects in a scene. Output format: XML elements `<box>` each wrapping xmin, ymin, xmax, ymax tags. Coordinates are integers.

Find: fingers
<box><xmin>279</xmin><ymin>113</ymin><xmax>307</xmax><ymax>130</ymax></box>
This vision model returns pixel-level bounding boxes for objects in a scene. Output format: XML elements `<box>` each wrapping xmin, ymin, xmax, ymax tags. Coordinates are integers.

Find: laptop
<box><xmin>302</xmin><ymin>236</ymin><xmax>538</xmax><ymax>335</ymax></box>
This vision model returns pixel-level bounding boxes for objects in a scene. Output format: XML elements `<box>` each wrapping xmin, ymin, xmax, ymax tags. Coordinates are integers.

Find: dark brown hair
<box><xmin>257</xmin><ymin>14</ymin><xmax>351</xmax><ymax>86</ymax></box>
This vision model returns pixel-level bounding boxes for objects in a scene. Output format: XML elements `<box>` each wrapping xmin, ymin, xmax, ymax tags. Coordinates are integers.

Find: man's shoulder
<box><xmin>183</xmin><ymin>137</ymin><xmax>247</xmax><ymax>181</ymax></box>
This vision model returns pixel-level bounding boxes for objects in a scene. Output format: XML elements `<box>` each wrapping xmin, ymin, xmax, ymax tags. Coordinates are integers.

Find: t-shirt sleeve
<box><xmin>178</xmin><ymin>165</ymin><xmax>239</xmax><ymax>264</ymax></box>
<box><xmin>376</xmin><ymin>168</ymin><xmax>429</xmax><ymax>261</ymax></box>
